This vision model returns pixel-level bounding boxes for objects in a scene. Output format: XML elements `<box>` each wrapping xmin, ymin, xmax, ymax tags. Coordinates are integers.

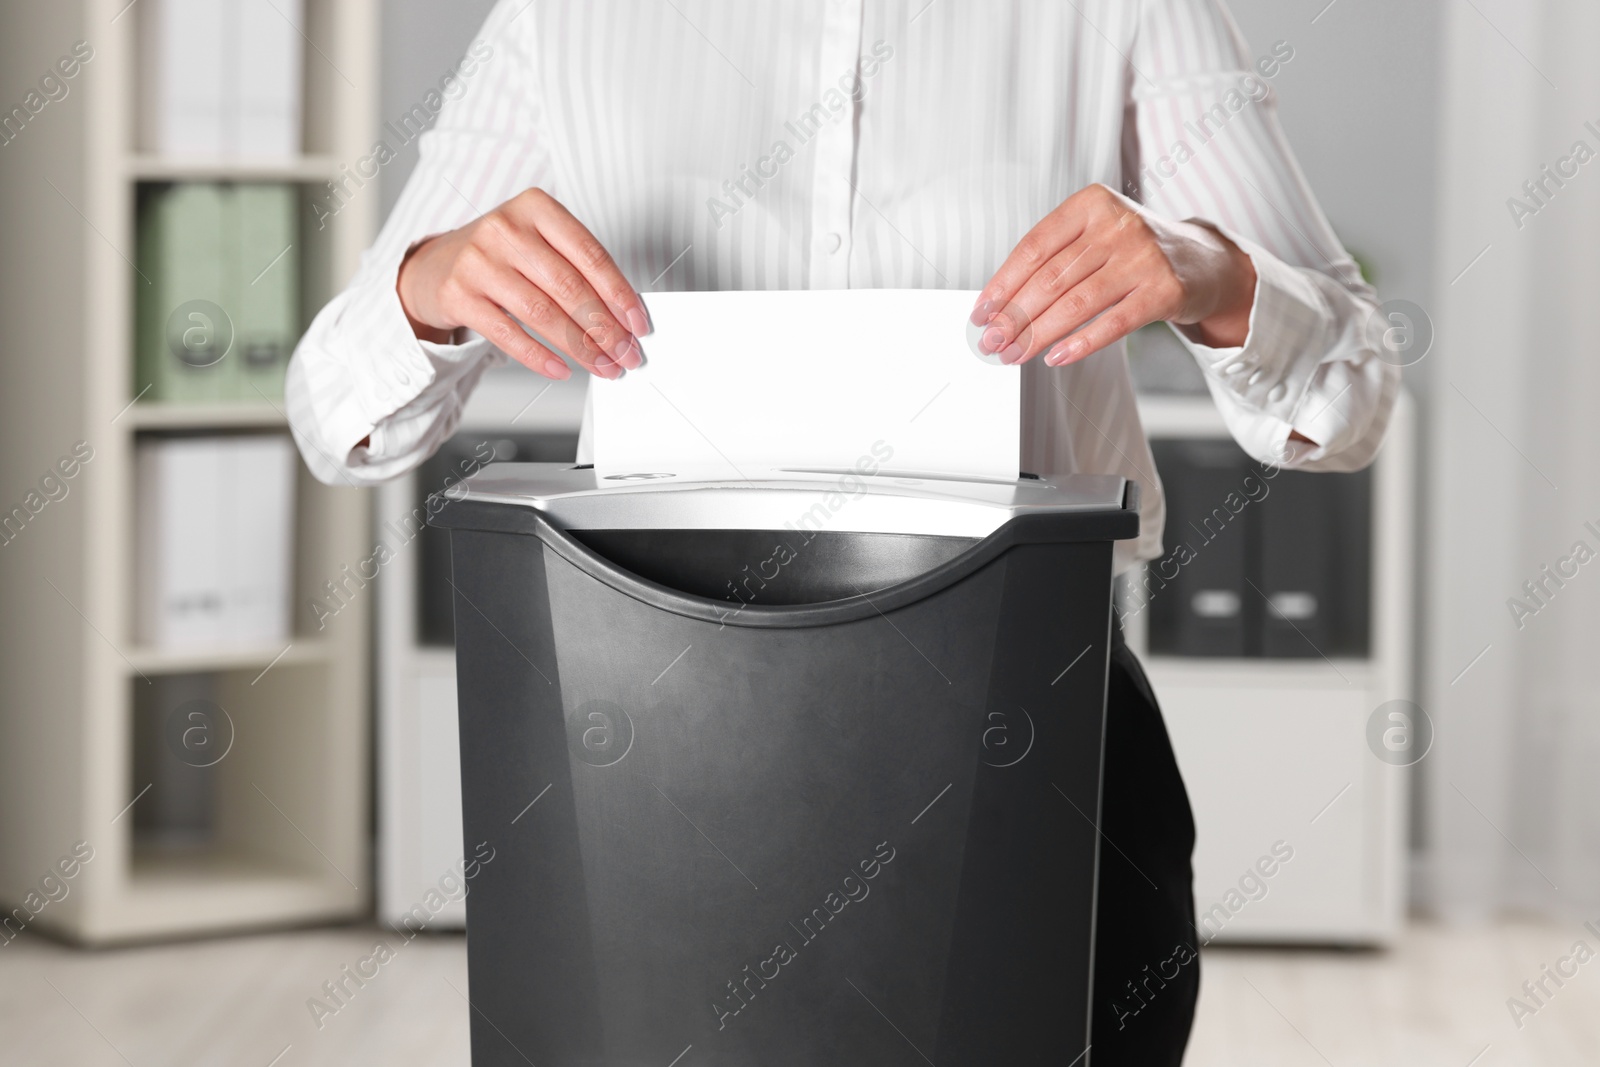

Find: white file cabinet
<box><xmin>1128</xmin><ymin>392</ymin><xmax>1415</xmax><ymax>945</ymax></box>
<box><xmin>376</xmin><ymin>366</ymin><xmax>585</xmax><ymax>927</ymax></box>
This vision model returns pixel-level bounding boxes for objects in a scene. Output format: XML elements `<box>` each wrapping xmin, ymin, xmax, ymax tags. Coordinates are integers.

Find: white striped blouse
<box><xmin>286</xmin><ymin>0</ymin><xmax>1399</xmax><ymax>570</ymax></box>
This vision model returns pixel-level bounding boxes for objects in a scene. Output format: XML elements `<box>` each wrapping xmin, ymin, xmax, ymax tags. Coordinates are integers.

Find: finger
<box><xmin>513</xmin><ymin>189</ymin><xmax>650</xmax><ymax>337</ymax></box>
<box><xmin>1042</xmin><ymin>291</ymin><xmax>1165</xmax><ymax>367</ymax></box>
<box><xmin>971</xmin><ymin>187</ymin><xmax>1121</xmax><ymax>326</ymax></box>
<box><xmin>979</xmin><ymin>238</ymin><xmax>1107</xmax><ymax>355</ymax></box>
<box><xmin>1019</xmin><ymin>269</ymin><xmax>1137</xmax><ymax>362</ymax></box>
<box><xmin>474</xmin><ymin>261</ymin><xmax>624</xmax><ymax>379</ymax></box>
<box><xmin>477</xmin><ymin>218</ymin><xmax>641</xmax><ymax>370</ymax></box>
<box><xmin>455</xmin><ymin>295</ymin><xmax>573</xmax><ymax>381</ymax></box>
<box><xmin>971</xmin><ymin>215</ymin><xmax>1083</xmax><ymax>328</ymax></box>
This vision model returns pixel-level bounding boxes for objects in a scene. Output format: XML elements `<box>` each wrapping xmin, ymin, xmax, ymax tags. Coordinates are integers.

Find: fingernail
<box><xmin>970</xmin><ymin>298</ymin><xmax>997</xmax><ymax>326</ymax></box>
<box><xmin>625</xmin><ymin>305</ymin><xmax>650</xmax><ymax>336</ymax></box>
<box><xmin>613</xmin><ymin>337</ymin><xmax>643</xmax><ymax>370</ymax></box>
<box><xmin>981</xmin><ymin>326</ymin><xmax>1006</xmax><ymax>353</ymax></box>
<box><xmin>1047</xmin><ymin>339</ymin><xmax>1085</xmax><ymax>366</ymax></box>
<box><xmin>545</xmin><ymin>358</ymin><xmax>571</xmax><ymax>380</ymax></box>
<box><xmin>1000</xmin><ymin>342</ymin><xmax>1026</xmax><ymax>364</ymax></box>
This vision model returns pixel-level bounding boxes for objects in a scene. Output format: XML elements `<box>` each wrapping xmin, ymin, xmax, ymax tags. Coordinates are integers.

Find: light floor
<box><xmin>1</xmin><ymin>919</ymin><xmax>1596</xmax><ymax>1065</ymax></box>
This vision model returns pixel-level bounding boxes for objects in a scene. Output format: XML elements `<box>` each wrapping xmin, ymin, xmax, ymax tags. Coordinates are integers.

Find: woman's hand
<box><xmin>396</xmin><ymin>188</ymin><xmax>649</xmax><ymax>380</ymax></box>
<box><xmin>971</xmin><ymin>183</ymin><xmax>1257</xmax><ymax>367</ymax></box>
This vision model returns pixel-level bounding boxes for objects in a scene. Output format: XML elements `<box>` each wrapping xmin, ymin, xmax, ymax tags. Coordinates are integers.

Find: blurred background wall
<box><xmin>379</xmin><ymin>0</ymin><xmax>498</xmax><ymax>218</ymax></box>
<box><xmin>1425</xmin><ymin>0</ymin><xmax>1600</xmax><ymax>922</ymax></box>
<box><xmin>1227</xmin><ymin>0</ymin><xmax>1446</xmax><ymax>909</ymax></box>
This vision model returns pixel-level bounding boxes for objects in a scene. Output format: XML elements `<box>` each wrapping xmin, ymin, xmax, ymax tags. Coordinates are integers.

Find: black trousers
<box><xmin>1089</xmin><ymin>628</ymin><xmax>1201</xmax><ymax>1066</ymax></box>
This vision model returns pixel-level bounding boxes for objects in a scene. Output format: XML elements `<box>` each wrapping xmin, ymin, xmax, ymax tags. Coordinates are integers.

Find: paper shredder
<box><xmin>430</xmin><ymin>464</ymin><xmax>1141</xmax><ymax>1066</ymax></box>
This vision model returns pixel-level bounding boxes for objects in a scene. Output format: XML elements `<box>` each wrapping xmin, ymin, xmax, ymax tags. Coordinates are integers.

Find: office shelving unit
<box><xmin>0</xmin><ymin>0</ymin><xmax>377</xmax><ymax>943</ymax></box>
<box><xmin>1128</xmin><ymin>391</ymin><xmax>1416</xmax><ymax>945</ymax></box>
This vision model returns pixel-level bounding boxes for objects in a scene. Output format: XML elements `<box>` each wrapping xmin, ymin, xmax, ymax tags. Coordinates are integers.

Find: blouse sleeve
<box><xmin>286</xmin><ymin>0</ymin><xmax>554</xmax><ymax>486</ymax></box>
<box><xmin>1126</xmin><ymin>0</ymin><xmax>1400</xmax><ymax>472</ymax></box>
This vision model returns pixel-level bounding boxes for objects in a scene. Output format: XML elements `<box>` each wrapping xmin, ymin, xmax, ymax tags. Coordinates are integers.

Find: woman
<box><xmin>289</xmin><ymin>2</ymin><xmax>1397</xmax><ymax>1062</ymax></box>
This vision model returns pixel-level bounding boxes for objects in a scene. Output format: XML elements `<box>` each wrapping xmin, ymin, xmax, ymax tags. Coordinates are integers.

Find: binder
<box><xmin>1147</xmin><ymin>438</ymin><xmax>1252</xmax><ymax>656</ymax></box>
<box><xmin>220</xmin><ymin>435</ymin><xmax>297</xmax><ymax>645</ymax></box>
<box><xmin>136</xmin><ymin>435</ymin><xmax>296</xmax><ymax>650</ymax></box>
<box><xmin>137</xmin><ymin>437</ymin><xmax>228</xmax><ymax>646</ymax></box>
<box><xmin>139</xmin><ymin>0</ymin><xmax>303</xmax><ymax>157</ymax></box>
<box><xmin>234</xmin><ymin>184</ymin><xmax>299</xmax><ymax>402</ymax></box>
<box><xmin>139</xmin><ymin>0</ymin><xmax>229</xmax><ymax>156</ymax></box>
<box><xmin>137</xmin><ymin>183</ymin><xmax>236</xmax><ymax>403</ymax></box>
<box><xmin>136</xmin><ymin>183</ymin><xmax>299</xmax><ymax>403</ymax></box>
<box><xmin>1146</xmin><ymin>436</ymin><xmax>1373</xmax><ymax>660</ymax></box>
<box><xmin>1256</xmin><ymin>467</ymin><xmax>1372</xmax><ymax>658</ymax></box>
<box><xmin>235</xmin><ymin>0</ymin><xmax>305</xmax><ymax>157</ymax></box>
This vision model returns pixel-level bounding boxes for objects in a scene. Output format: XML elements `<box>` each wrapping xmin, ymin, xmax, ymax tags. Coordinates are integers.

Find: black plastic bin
<box><xmin>430</xmin><ymin>464</ymin><xmax>1141</xmax><ymax>1067</ymax></box>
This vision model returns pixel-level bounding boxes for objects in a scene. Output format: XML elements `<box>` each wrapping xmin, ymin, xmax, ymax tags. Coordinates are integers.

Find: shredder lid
<box><xmin>439</xmin><ymin>462</ymin><xmax>1137</xmax><ymax>541</ymax></box>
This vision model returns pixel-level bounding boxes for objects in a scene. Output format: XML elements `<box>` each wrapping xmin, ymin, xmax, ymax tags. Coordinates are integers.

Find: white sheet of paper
<box><xmin>591</xmin><ymin>289</ymin><xmax>1020</xmax><ymax>481</ymax></box>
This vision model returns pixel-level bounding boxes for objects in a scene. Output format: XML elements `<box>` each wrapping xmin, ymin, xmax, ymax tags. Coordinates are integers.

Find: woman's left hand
<box><xmin>971</xmin><ymin>183</ymin><xmax>1258</xmax><ymax>367</ymax></box>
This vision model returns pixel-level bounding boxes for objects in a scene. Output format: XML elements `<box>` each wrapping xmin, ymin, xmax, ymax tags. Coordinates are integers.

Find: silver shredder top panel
<box><xmin>449</xmin><ymin>463</ymin><xmax>1131</xmax><ymax>539</ymax></box>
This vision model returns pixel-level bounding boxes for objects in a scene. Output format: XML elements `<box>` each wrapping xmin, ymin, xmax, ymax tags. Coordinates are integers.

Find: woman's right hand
<box><xmin>396</xmin><ymin>188</ymin><xmax>649</xmax><ymax>380</ymax></box>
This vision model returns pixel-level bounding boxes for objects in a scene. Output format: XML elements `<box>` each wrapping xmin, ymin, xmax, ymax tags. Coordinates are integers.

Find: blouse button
<box><xmin>1268</xmin><ymin>383</ymin><xmax>1288</xmax><ymax>403</ymax></box>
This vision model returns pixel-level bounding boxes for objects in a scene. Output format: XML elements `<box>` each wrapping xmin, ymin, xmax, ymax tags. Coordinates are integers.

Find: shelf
<box><xmin>130</xmin><ymin>842</ymin><xmax>312</xmax><ymax>881</ymax></box>
<box><xmin>94</xmin><ymin>845</ymin><xmax>362</xmax><ymax>943</ymax></box>
<box><xmin>125</xmin><ymin>639</ymin><xmax>331</xmax><ymax>676</ymax></box>
<box><xmin>121</xmin><ymin>400</ymin><xmax>289</xmax><ymax>430</ymax></box>
<box><xmin>125</xmin><ymin>154</ymin><xmax>341</xmax><ymax>183</ymax></box>
<box><xmin>1144</xmin><ymin>654</ymin><xmax>1378</xmax><ymax>690</ymax></box>
<box><xmin>0</xmin><ymin>0</ymin><xmax>375</xmax><ymax>948</ymax></box>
